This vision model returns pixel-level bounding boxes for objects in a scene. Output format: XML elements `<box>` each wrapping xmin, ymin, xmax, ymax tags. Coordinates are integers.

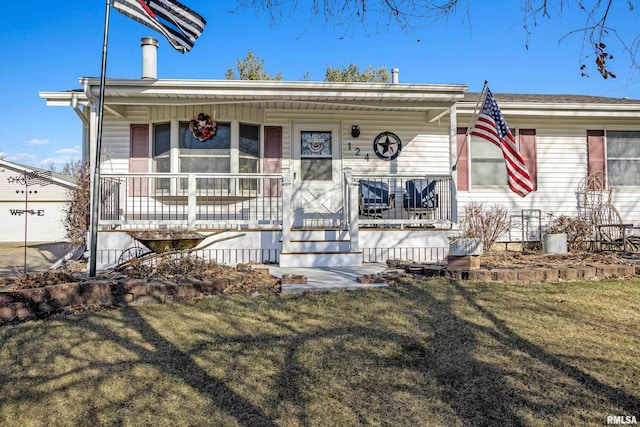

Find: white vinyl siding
<box><xmin>265</xmin><ymin>109</ymin><xmax>451</xmax><ymax>176</ymax></box>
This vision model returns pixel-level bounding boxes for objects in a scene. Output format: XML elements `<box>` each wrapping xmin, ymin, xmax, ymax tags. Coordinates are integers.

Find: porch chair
<box><xmin>359</xmin><ymin>180</ymin><xmax>395</xmax><ymax>218</ymax></box>
<box><xmin>403</xmin><ymin>179</ymin><xmax>438</xmax><ymax>219</ymax></box>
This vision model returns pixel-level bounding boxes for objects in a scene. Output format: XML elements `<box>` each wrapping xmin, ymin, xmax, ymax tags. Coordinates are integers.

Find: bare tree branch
<box><xmin>234</xmin><ymin>0</ymin><xmax>639</xmax><ymax>79</ymax></box>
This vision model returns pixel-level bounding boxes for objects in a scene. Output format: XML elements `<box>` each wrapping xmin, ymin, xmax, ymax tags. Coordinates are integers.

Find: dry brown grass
<box><xmin>1</xmin><ymin>277</ymin><xmax>639</xmax><ymax>426</ymax></box>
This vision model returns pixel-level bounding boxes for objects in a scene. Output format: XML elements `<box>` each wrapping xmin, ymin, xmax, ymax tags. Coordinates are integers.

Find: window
<box><xmin>179</xmin><ymin>121</ymin><xmax>231</xmax><ymax>174</ymax></box>
<box><xmin>153</xmin><ymin>122</ymin><xmax>171</xmax><ymax>172</ymax></box>
<box><xmin>607</xmin><ymin>131</ymin><xmax>640</xmax><ymax>186</ymax></box>
<box><xmin>153</xmin><ymin>122</ymin><xmax>171</xmax><ymax>191</ymax></box>
<box><xmin>239</xmin><ymin>123</ymin><xmax>260</xmax><ymax>191</ymax></box>
<box><xmin>470</xmin><ymin>136</ymin><xmax>507</xmax><ymax>186</ymax></box>
<box><xmin>150</xmin><ymin>120</ymin><xmax>262</xmax><ymax>192</ymax></box>
<box><xmin>300</xmin><ymin>131</ymin><xmax>332</xmax><ymax>181</ymax></box>
<box><xmin>468</xmin><ymin>129</ymin><xmax>536</xmax><ymax>190</ymax></box>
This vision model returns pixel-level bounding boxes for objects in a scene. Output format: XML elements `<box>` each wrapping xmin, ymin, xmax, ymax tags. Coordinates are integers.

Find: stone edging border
<box><xmin>389</xmin><ymin>261</ymin><xmax>640</xmax><ymax>283</ymax></box>
<box><xmin>0</xmin><ymin>273</ymin><xmax>247</xmax><ymax>326</ymax></box>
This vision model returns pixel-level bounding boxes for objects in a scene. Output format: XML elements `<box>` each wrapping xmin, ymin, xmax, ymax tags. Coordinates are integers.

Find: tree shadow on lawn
<box><xmin>254</xmin><ymin>282</ymin><xmax>640</xmax><ymax>425</ymax></box>
<box><xmin>447</xmin><ymin>280</ymin><xmax>640</xmax><ymax>417</ymax></box>
<box><xmin>96</xmin><ymin>305</ymin><xmax>280</xmax><ymax>427</ymax></box>
<box><xmin>181</xmin><ymin>290</ymin><xmax>535</xmax><ymax>425</ymax></box>
<box><xmin>2</xmin><ymin>281</ymin><xmax>639</xmax><ymax>426</ymax></box>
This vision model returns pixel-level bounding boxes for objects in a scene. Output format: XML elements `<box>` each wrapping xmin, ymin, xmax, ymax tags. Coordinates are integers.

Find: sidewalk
<box><xmin>0</xmin><ymin>243</ymin><xmax>74</xmax><ymax>276</ymax></box>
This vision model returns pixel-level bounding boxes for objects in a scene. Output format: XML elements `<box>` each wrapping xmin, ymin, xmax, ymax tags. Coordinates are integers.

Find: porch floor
<box><xmin>267</xmin><ymin>262</ymin><xmax>388</xmax><ymax>294</ymax></box>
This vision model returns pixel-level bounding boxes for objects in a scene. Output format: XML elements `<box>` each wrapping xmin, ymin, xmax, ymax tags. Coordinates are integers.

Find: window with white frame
<box><xmin>179</xmin><ymin>121</ymin><xmax>231</xmax><ymax>174</ymax></box>
<box><xmin>607</xmin><ymin>131</ymin><xmax>640</xmax><ymax>186</ymax></box>
<box><xmin>470</xmin><ymin>135</ymin><xmax>507</xmax><ymax>186</ymax></box>
<box><xmin>153</xmin><ymin>122</ymin><xmax>171</xmax><ymax>173</ymax></box>
<box><xmin>239</xmin><ymin>123</ymin><xmax>260</xmax><ymax>191</ymax></box>
<box><xmin>152</xmin><ymin>120</ymin><xmax>262</xmax><ymax>192</ymax></box>
<box><xmin>153</xmin><ymin>122</ymin><xmax>171</xmax><ymax>191</ymax></box>
<box><xmin>239</xmin><ymin>123</ymin><xmax>260</xmax><ymax>172</ymax></box>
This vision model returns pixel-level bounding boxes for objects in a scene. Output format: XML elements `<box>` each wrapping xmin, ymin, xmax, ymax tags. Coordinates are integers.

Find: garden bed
<box><xmin>0</xmin><ymin>257</ymin><xmax>280</xmax><ymax>325</ymax></box>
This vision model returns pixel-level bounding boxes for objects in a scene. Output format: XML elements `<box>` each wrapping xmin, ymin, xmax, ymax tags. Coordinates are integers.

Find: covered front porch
<box><xmin>95</xmin><ymin>171</ymin><xmax>455</xmax><ymax>268</ymax></box>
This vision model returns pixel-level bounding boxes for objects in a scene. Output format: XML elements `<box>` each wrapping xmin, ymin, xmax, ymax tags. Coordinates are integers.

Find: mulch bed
<box><xmin>0</xmin><ymin>258</ymin><xmax>280</xmax><ymax>326</ymax></box>
<box><xmin>2</xmin><ymin>251</ymin><xmax>639</xmax><ymax>326</ymax></box>
<box><xmin>476</xmin><ymin>250</ymin><xmax>637</xmax><ymax>269</ymax></box>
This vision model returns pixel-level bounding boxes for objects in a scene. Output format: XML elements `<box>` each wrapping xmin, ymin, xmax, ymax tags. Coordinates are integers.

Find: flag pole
<box><xmin>89</xmin><ymin>0</ymin><xmax>112</xmax><ymax>277</ymax></box>
<box><xmin>452</xmin><ymin>80</ymin><xmax>489</xmax><ymax>171</ymax></box>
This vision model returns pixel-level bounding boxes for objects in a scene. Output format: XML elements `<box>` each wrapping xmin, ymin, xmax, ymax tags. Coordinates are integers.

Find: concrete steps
<box><xmin>268</xmin><ymin>263</ymin><xmax>388</xmax><ymax>294</ymax></box>
<box><xmin>280</xmin><ymin>228</ymin><xmax>361</xmax><ymax>267</ymax></box>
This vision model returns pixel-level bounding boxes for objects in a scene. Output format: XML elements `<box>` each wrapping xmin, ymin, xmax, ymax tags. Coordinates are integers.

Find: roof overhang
<box><xmin>457</xmin><ymin>100</ymin><xmax>640</xmax><ymax>118</ymax></box>
<box><xmin>40</xmin><ymin>78</ymin><xmax>468</xmax><ymax>115</ymax></box>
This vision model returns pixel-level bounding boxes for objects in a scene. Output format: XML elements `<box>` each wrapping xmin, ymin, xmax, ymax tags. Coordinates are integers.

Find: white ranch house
<box><xmin>40</xmin><ymin>39</ymin><xmax>640</xmax><ymax>269</ymax></box>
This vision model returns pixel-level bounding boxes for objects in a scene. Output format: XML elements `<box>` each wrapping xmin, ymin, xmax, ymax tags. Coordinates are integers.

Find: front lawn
<box><xmin>1</xmin><ymin>277</ymin><xmax>638</xmax><ymax>426</ymax></box>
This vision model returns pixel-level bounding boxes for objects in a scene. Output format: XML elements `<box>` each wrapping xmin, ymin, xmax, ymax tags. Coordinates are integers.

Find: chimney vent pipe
<box><xmin>141</xmin><ymin>37</ymin><xmax>159</xmax><ymax>80</ymax></box>
<box><xmin>392</xmin><ymin>68</ymin><xmax>399</xmax><ymax>84</ymax></box>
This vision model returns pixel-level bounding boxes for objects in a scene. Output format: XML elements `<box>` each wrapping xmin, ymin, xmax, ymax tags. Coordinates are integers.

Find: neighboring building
<box><xmin>0</xmin><ymin>159</ymin><xmax>75</xmax><ymax>244</ymax></box>
<box><xmin>39</xmin><ymin>38</ymin><xmax>640</xmax><ymax>269</ymax></box>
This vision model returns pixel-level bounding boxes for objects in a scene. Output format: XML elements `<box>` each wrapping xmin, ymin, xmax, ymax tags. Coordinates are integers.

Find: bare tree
<box><xmin>236</xmin><ymin>0</ymin><xmax>638</xmax><ymax>79</ymax></box>
<box><xmin>63</xmin><ymin>162</ymin><xmax>90</xmax><ymax>246</ymax></box>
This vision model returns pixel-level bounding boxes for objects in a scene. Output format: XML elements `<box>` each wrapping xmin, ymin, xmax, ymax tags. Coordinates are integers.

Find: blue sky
<box><xmin>1</xmin><ymin>1</ymin><xmax>639</xmax><ymax>170</ymax></box>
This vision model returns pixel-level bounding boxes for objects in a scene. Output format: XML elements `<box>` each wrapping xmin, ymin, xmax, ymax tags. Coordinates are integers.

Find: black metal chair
<box><xmin>403</xmin><ymin>179</ymin><xmax>438</xmax><ymax>218</ymax></box>
<box><xmin>359</xmin><ymin>180</ymin><xmax>395</xmax><ymax>218</ymax></box>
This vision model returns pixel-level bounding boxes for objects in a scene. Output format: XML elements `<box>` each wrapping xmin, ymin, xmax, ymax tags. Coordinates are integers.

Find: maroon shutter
<box><xmin>129</xmin><ymin>124</ymin><xmax>149</xmax><ymax>196</ymax></box>
<box><xmin>264</xmin><ymin>126</ymin><xmax>282</xmax><ymax>196</ymax></box>
<box><xmin>587</xmin><ymin>130</ymin><xmax>606</xmax><ymax>189</ymax></box>
<box><xmin>519</xmin><ymin>129</ymin><xmax>537</xmax><ymax>192</ymax></box>
<box><xmin>456</xmin><ymin>127</ymin><xmax>469</xmax><ymax>190</ymax></box>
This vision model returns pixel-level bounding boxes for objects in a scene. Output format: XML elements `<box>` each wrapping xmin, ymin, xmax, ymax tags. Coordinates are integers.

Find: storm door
<box><xmin>291</xmin><ymin>123</ymin><xmax>343</xmax><ymax>228</ymax></box>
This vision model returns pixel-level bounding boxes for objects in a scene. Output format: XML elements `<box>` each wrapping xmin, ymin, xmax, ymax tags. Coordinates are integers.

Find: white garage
<box><xmin>0</xmin><ymin>159</ymin><xmax>75</xmax><ymax>244</ymax></box>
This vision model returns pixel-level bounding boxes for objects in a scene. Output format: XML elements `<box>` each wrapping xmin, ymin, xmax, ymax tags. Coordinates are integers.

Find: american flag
<box><xmin>25</xmin><ymin>170</ymin><xmax>52</xmax><ymax>187</ymax></box>
<box><xmin>470</xmin><ymin>89</ymin><xmax>534</xmax><ymax>197</ymax></box>
<box><xmin>112</xmin><ymin>0</ymin><xmax>206</xmax><ymax>53</ymax></box>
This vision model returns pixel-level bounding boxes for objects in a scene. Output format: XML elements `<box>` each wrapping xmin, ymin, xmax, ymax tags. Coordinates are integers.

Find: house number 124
<box><xmin>348</xmin><ymin>143</ymin><xmax>369</xmax><ymax>161</ymax></box>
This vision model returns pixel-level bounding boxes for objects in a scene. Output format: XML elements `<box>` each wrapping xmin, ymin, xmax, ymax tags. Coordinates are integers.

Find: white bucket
<box><xmin>542</xmin><ymin>233</ymin><xmax>568</xmax><ymax>254</ymax></box>
<box><xmin>449</xmin><ymin>238</ymin><xmax>483</xmax><ymax>256</ymax></box>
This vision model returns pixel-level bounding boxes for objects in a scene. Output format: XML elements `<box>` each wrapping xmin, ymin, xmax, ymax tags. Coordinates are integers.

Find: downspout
<box><xmin>71</xmin><ymin>93</ymin><xmax>89</xmax><ymax>126</ymax></box>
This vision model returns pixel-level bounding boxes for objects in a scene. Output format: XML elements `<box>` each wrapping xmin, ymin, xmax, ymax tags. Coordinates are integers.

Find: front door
<box><xmin>292</xmin><ymin>123</ymin><xmax>343</xmax><ymax>228</ymax></box>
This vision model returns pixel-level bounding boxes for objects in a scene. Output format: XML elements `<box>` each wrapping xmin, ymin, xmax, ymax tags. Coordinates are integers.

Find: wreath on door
<box><xmin>189</xmin><ymin>113</ymin><xmax>217</xmax><ymax>142</ymax></box>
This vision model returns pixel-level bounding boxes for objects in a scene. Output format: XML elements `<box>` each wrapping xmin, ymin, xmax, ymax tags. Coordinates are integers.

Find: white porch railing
<box><xmin>95</xmin><ymin>171</ymin><xmax>454</xmax><ymax>267</ymax></box>
<box><xmin>99</xmin><ymin>173</ymin><xmax>283</xmax><ymax>230</ymax></box>
<box><xmin>98</xmin><ymin>172</ymin><xmax>453</xmax><ymax>232</ymax></box>
<box><xmin>350</xmin><ymin>173</ymin><xmax>454</xmax><ymax>229</ymax></box>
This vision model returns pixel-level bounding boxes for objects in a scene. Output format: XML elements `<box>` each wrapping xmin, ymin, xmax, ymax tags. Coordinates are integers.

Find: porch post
<box><xmin>345</xmin><ymin>168</ymin><xmax>359</xmax><ymax>252</ymax></box>
<box><xmin>281</xmin><ymin>165</ymin><xmax>292</xmax><ymax>253</ymax></box>
<box><xmin>187</xmin><ymin>173</ymin><xmax>196</xmax><ymax>230</ymax></box>
<box><xmin>449</xmin><ymin>104</ymin><xmax>459</xmax><ymax>224</ymax></box>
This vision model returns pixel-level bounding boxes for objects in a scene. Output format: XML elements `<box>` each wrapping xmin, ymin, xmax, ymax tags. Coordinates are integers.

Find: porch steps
<box><xmin>280</xmin><ymin>228</ymin><xmax>362</xmax><ymax>268</ymax></box>
<box><xmin>288</xmin><ymin>240</ymin><xmax>351</xmax><ymax>252</ymax></box>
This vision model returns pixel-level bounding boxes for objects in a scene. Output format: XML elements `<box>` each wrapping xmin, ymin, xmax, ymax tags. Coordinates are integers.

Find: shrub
<box><xmin>63</xmin><ymin>162</ymin><xmax>90</xmax><ymax>246</ymax></box>
<box><xmin>546</xmin><ymin>215</ymin><xmax>593</xmax><ymax>252</ymax></box>
<box><xmin>456</xmin><ymin>202</ymin><xmax>510</xmax><ymax>253</ymax></box>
